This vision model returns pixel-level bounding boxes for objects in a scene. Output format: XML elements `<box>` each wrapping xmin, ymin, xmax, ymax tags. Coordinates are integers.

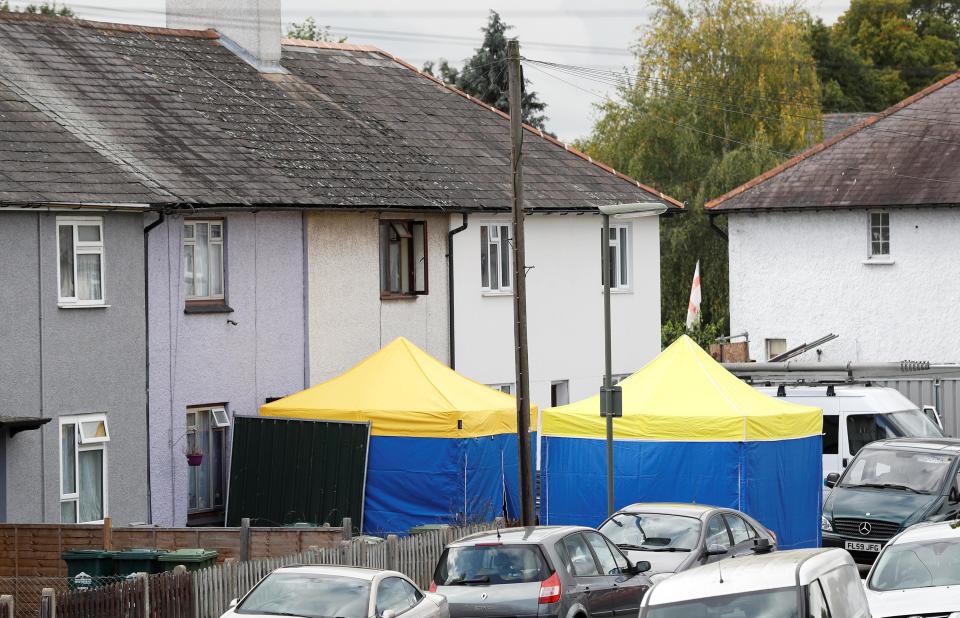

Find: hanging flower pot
<box><xmin>186</xmin><ymin>453</ymin><xmax>203</xmax><ymax>467</ymax></box>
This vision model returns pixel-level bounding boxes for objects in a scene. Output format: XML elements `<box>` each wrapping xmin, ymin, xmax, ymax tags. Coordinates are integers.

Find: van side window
<box><xmin>822</xmin><ymin>415</ymin><xmax>838</xmax><ymax>455</ymax></box>
<box><xmin>819</xmin><ymin>565</ymin><xmax>870</xmax><ymax>618</ymax></box>
<box><xmin>806</xmin><ymin>580</ymin><xmax>831</xmax><ymax>617</ymax></box>
<box><xmin>847</xmin><ymin>414</ymin><xmax>896</xmax><ymax>456</ymax></box>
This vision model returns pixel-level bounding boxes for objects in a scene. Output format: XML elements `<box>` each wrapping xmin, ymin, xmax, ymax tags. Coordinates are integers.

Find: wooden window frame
<box><xmin>868</xmin><ymin>211</ymin><xmax>890</xmax><ymax>258</ymax></box>
<box><xmin>379</xmin><ymin>219</ymin><xmax>428</xmax><ymax>299</ymax></box>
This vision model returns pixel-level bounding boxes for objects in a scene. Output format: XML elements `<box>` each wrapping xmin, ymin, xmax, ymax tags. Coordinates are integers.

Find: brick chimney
<box><xmin>166</xmin><ymin>0</ymin><xmax>283</xmax><ymax>71</ymax></box>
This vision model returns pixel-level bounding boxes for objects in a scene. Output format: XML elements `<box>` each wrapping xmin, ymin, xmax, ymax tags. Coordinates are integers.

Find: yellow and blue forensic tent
<box><xmin>261</xmin><ymin>337</ymin><xmax>537</xmax><ymax>534</ymax></box>
<box><xmin>540</xmin><ymin>335</ymin><xmax>822</xmax><ymax>548</ymax></box>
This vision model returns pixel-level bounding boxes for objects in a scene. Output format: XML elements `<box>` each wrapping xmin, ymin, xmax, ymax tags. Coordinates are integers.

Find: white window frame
<box><xmin>605</xmin><ymin>223</ymin><xmax>632</xmax><ymax>291</ymax></box>
<box><xmin>765</xmin><ymin>338</ymin><xmax>787</xmax><ymax>361</ymax></box>
<box><xmin>868</xmin><ymin>211</ymin><xmax>890</xmax><ymax>259</ymax></box>
<box><xmin>187</xmin><ymin>406</ymin><xmax>230</xmax><ymax>513</ymax></box>
<box><xmin>59</xmin><ymin>413</ymin><xmax>109</xmax><ymax>524</ymax></box>
<box><xmin>480</xmin><ymin>223</ymin><xmax>513</xmax><ymax>293</ymax></box>
<box><xmin>488</xmin><ymin>383</ymin><xmax>514</xmax><ymax>395</ymax></box>
<box><xmin>550</xmin><ymin>380</ymin><xmax>570</xmax><ymax>407</ymax></box>
<box><xmin>56</xmin><ymin>216</ymin><xmax>105</xmax><ymax>306</ymax></box>
<box><xmin>183</xmin><ymin>220</ymin><xmax>225</xmax><ymax>301</ymax></box>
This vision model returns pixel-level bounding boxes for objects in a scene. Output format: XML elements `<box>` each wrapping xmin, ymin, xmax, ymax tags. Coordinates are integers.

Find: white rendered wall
<box><xmin>728</xmin><ymin>208</ymin><xmax>959</xmax><ymax>363</ymax></box>
<box><xmin>453</xmin><ymin>213</ymin><xmax>662</xmax><ymax>411</ymax></box>
<box><xmin>307</xmin><ymin>212</ymin><xmax>449</xmax><ymax>385</ymax></box>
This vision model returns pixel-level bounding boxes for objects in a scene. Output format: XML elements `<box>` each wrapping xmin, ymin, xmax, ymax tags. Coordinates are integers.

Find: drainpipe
<box><xmin>446</xmin><ymin>213</ymin><xmax>468</xmax><ymax>369</ymax></box>
<box><xmin>142</xmin><ymin>211</ymin><xmax>165</xmax><ymax>524</ymax></box>
<box><xmin>709</xmin><ymin>213</ymin><xmax>728</xmax><ymax>240</ymax></box>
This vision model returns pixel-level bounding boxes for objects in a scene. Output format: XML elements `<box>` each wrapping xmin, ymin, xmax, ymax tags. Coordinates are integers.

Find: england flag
<box><xmin>686</xmin><ymin>260</ymin><xmax>701</xmax><ymax>330</ymax></box>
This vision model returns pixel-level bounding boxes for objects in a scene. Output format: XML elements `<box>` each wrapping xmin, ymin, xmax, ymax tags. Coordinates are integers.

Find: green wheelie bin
<box><xmin>158</xmin><ymin>549</ymin><xmax>218</xmax><ymax>572</ymax></box>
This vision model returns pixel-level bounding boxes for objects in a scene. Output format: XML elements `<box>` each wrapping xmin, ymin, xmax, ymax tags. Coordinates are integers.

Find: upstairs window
<box><xmin>869</xmin><ymin>212</ymin><xmax>890</xmax><ymax>258</ymax></box>
<box><xmin>379</xmin><ymin>220</ymin><xmax>428</xmax><ymax>297</ymax></box>
<box><xmin>602</xmin><ymin>224</ymin><xmax>631</xmax><ymax>290</ymax></box>
<box><xmin>57</xmin><ymin>217</ymin><xmax>105</xmax><ymax>305</ymax></box>
<box><xmin>184</xmin><ymin>221</ymin><xmax>225</xmax><ymax>302</ymax></box>
<box><xmin>481</xmin><ymin>224</ymin><xmax>512</xmax><ymax>292</ymax></box>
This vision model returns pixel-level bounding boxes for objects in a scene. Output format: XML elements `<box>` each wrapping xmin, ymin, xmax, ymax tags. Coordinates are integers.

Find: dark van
<box><xmin>821</xmin><ymin>438</ymin><xmax>960</xmax><ymax>567</ymax></box>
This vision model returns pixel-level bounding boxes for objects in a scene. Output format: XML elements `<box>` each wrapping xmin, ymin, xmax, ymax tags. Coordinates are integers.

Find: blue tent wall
<box><xmin>540</xmin><ymin>435</ymin><xmax>821</xmax><ymax>549</ymax></box>
<box><xmin>363</xmin><ymin>434</ymin><xmax>528</xmax><ymax>535</ymax></box>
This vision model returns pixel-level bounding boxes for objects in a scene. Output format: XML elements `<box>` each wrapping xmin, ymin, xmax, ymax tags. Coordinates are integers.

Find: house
<box><xmin>0</xmin><ymin>0</ymin><xmax>678</xmax><ymax>526</ymax></box>
<box><xmin>708</xmin><ymin>71</ymin><xmax>960</xmax><ymax>364</ymax></box>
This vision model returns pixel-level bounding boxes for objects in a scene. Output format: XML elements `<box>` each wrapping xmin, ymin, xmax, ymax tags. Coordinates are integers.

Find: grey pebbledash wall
<box><xmin>0</xmin><ymin>211</ymin><xmax>149</xmax><ymax>524</ymax></box>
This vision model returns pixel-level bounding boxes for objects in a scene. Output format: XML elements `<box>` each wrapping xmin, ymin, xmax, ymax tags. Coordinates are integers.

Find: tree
<box><xmin>286</xmin><ymin>17</ymin><xmax>346</xmax><ymax>43</ymax></box>
<box><xmin>580</xmin><ymin>0</ymin><xmax>821</xmax><ymax>335</ymax></box>
<box><xmin>0</xmin><ymin>1</ymin><xmax>73</xmax><ymax>15</ymax></box>
<box><xmin>422</xmin><ymin>11</ymin><xmax>548</xmax><ymax>130</ymax></box>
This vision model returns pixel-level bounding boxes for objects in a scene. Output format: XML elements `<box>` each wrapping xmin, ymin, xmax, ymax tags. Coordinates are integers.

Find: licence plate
<box><xmin>845</xmin><ymin>541</ymin><xmax>881</xmax><ymax>552</ymax></box>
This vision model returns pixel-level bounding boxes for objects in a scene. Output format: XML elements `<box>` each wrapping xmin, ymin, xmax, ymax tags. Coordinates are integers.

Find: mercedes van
<box><xmin>755</xmin><ymin>385</ymin><xmax>944</xmax><ymax>481</ymax></box>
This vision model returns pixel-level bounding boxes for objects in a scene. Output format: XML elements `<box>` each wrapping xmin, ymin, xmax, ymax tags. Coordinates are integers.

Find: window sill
<box><xmin>862</xmin><ymin>258</ymin><xmax>895</xmax><ymax>265</ymax></box>
<box><xmin>184</xmin><ymin>303</ymin><xmax>234</xmax><ymax>314</ymax></box>
<box><xmin>59</xmin><ymin>303</ymin><xmax>109</xmax><ymax>309</ymax></box>
<box><xmin>380</xmin><ymin>293</ymin><xmax>421</xmax><ymax>301</ymax></box>
<box><xmin>481</xmin><ymin>290</ymin><xmax>513</xmax><ymax>297</ymax></box>
<box><xmin>599</xmin><ymin>288</ymin><xmax>633</xmax><ymax>294</ymax></box>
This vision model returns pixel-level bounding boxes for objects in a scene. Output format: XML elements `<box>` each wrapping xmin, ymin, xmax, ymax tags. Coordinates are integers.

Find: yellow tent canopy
<box><xmin>261</xmin><ymin>337</ymin><xmax>536</xmax><ymax>438</ymax></box>
<box><xmin>542</xmin><ymin>335</ymin><xmax>821</xmax><ymax>441</ymax></box>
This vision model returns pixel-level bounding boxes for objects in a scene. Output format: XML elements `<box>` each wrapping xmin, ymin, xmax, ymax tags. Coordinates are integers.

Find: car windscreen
<box><xmin>600</xmin><ymin>513</ymin><xmax>701</xmax><ymax>551</ymax></box>
<box><xmin>839</xmin><ymin>448</ymin><xmax>955</xmax><ymax>494</ymax></box>
<box><xmin>869</xmin><ymin>539</ymin><xmax>960</xmax><ymax>591</ymax></box>
<box><xmin>434</xmin><ymin>544</ymin><xmax>551</xmax><ymax>585</ymax></box>
<box><xmin>645</xmin><ymin>587</ymin><xmax>797</xmax><ymax>618</ymax></box>
<box><xmin>236</xmin><ymin>572</ymin><xmax>370</xmax><ymax>618</ymax></box>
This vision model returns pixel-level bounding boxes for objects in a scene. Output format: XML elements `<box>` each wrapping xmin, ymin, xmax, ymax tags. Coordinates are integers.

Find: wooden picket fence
<box><xmin>52</xmin><ymin>571</ymin><xmax>192</xmax><ymax>618</ymax></box>
<box><xmin>191</xmin><ymin>521</ymin><xmax>500</xmax><ymax>618</ymax></box>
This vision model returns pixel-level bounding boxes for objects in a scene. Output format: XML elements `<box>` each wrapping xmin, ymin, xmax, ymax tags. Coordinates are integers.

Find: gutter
<box><xmin>142</xmin><ymin>211</ymin><xmax>165</xmax><ymax>524</ymax></box>
<box><xmin>709</xmin><ymin>212</ymin><xmax>728</xmax><ymax>240</ymax></box>
<box><xmin>446</xmin><ymin>213</ymin><xmax>468</xmax><ymax>369</ymax></box>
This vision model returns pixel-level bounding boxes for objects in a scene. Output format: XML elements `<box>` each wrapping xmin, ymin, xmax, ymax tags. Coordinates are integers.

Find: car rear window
<box><xmin>434</xmin><ymin>544</ymin><xmax>552</xmax><ymax>586</ymax></box>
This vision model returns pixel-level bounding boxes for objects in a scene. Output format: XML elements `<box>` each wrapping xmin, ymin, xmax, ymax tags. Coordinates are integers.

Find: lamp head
<box><xmin>598</xmin><ymin>202</ymin><xmax>668</xmax><ymax>219</ymax></box>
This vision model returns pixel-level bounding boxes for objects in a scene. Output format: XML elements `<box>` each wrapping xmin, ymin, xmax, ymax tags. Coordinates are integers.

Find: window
<box><xmin>480</xmin><ymin>224</ymin><xmax>512</xmax><ymax>292</ymax></box>
<box><xmin>604</xmin><ymin>537</ymin><xmax>630</xmax><ymax>573</ymax></box>
<box><xmin>823</xmin><ymin>415</ymin><xmax>839</xmax><ymax>455</ymax></box>
<box><xmin>819</xmin><ymin>565</ymin><xmax>870</xmax><ymax>618</ymax></box>
<box><xmin>550</xmin><ymin>380</ymin><xmax>569</xmax><ymax>407</ymax></box>
<box><xmin>60</xmin><ymin>414</ymin><xmax>109</xmax><ymax>523</ymax></box>
<box><xmin>183</xmin><ymin>221</ymin><xmax>225</xmax><ymax>301</ymax></box>
<box><xmin>379</xmin><ymin>220</ymin><xmax>427</xmax><ymax>297</ymax></box>
<box><xmin>375</xmin><ymin>577</ymin><xmax>421</xmax><ymax>616</ymax></box>
<box><xmin>602</xmin><ymin>224</ymin><xmax>631</xmax><ymax>290</ymax></box>
<box><xmin>187</xmin><ymin>406</ymin><xmax>229</xmax><ymax>513</ymax></box>
<box><xmin>765</xmin><ymin>338</ymin><xmax>787</xmax><ymax>361</ymax></box>
<box><xmin>705</xmin><ymin>515</ymin><xmax>731</xmax><ymax>550</ymax></box>
<box><xmin>561</xmin><ymin>533</ymin><xmax>601</xmax><ymax>576</ymax></box>
<box><xmin>869</xmin><ymin>212</ymin><xmax>890</xmax><ymax>258</ymax></box>
<box><xmin>583</xmin><ymin>531</ymin><xmax>620</xmax><ymax>576</ymax></box>
<box><xmin>57</xmin><ymin>217</ymin><xmax>105</xmax><ymax>305</ymax></box>
<box><xmin>806</xmin><ymin>580</ymin><xmax>831</xmax><ymax>618</ymax></box>
<box><xmin>488</xmin><ymin>383</ymin><xmax>513</xmax><ymax>395</ymax></box>
<box><xmin>724</xmin><ymin>514</ymin><xmax>753</xmax><ymax>544</ymax></box>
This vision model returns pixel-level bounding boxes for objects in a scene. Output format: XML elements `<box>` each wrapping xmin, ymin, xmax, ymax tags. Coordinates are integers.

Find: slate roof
<box><xmin>708</xmin><ymin>71</ymin><xmax>960</xmax><ymax>212</ymax></box>
<box><xmin>0</xmin><ymin>12</ymin><xmax>679</xmax><ymax>211</ymax></box>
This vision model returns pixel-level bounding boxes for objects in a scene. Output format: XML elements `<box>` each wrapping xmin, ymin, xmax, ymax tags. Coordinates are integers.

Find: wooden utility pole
<box><xmin>506</xmin><ymin>39</ymin><xmax>535</xmax><ymax>527</ymax></box>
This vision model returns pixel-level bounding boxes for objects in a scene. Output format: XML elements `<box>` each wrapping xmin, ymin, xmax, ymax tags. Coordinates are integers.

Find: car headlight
<box><xmin>821</xmin><ymin>515</ymin><xmax>833</xmax><ymax>532</ymax></box>
<box><xmin>649</xmin><ymin>572</ymin><xmax>674</xmax><ymax>584</ymax></box>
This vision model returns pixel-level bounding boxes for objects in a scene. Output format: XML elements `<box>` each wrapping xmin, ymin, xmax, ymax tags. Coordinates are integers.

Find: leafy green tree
<box><xmin>661</xmin><ymin>319</ymin><xmax>724</xmax><ymax>350</ymax></box>
<box><xmin>286</xmin><ymin>17</ymin><xmax>346</xmax><ymax>43</ymax></box>
<box><xmin>0</xmin><ymin>1</ymin><xmax>73</xmax><ymax>15</ymax></box>
<box><xmin>422</xmin><ymin>11</ymin><xmax>548</xmax><ymax>130</ymax></box>
<box><xmin>581</xmin><ymin>0</ymin><xmax>820</xmax><ymax>335</ymax></box>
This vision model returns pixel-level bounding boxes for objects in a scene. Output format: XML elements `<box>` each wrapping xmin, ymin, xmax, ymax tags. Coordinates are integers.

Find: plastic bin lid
<box><xmin>111</xmin><ymin>548</ymin><xmax>167</xmax><ymax>559</ymax></box>
<box><xmin>62</xmin><ymin>549</ymin><xmax>111</xmax><ymax>558</ymax></box>
<box><xmin>158</xmin><ymin>549</ymin><xmax>218</xmax><ymax>562</ymax></box>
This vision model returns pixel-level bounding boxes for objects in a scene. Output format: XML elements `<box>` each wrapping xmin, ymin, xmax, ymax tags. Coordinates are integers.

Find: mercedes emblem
<box><xmin>859</xmin><ymin>522</ymin><xmax>872</xmax><ymax>536</ymax></box>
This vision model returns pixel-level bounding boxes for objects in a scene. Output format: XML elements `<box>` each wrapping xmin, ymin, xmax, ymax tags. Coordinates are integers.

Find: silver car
<box><xmin>598</xmin><ymin>503</ymin><xmax>777</xmax><ymax>584</ymax></box>
<box><xmin>221</xmin><ymin>565</ymin><xmax>449</xmax><ymax>618</ymax></box>
<box><xmin>431</xmin><ymin>526</ymin><xmax>651</xmax><ymax>618</ymax></box>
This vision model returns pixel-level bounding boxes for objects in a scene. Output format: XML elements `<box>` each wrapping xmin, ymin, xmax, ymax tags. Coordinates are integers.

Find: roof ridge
<box><xmin>706</xmin><ymin>69</ymin><xmax>960</xmax><ymax>210</ymax></box>
<box><xmin>0</xmin><ymin>11</ymin><xmax>219</xmax><ymax>39</ymax></box>
<box><xmin>283</xmin><ymin>36</ymin><xmax>682</xmax><ymax>209</ymax></box>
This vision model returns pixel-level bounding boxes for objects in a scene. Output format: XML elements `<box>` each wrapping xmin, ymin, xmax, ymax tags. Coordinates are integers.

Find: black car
<box><xmin>822</xmin><ymin>438</ymin><xmax>960</xmax><ymax>567</ymax></box>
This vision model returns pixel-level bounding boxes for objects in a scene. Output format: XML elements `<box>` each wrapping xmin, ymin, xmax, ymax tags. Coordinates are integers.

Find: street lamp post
<box><xmin>598</xmin><ymin>202</ymin><xmax>668</xmax><ymax>516</ymax></box>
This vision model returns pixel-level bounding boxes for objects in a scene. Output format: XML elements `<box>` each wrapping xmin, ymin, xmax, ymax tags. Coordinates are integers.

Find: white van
<box><xmin>755</xmin><ymin>385</ymin><xmax>944</xmax><ymax>480</ymax></box>
<box><xmin>639</xmin><ymin>548</ymin><xmax>870</xmax><ymax>617</ymax></box>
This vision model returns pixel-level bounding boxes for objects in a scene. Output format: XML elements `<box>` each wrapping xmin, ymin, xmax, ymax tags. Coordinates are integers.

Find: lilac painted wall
<box><xmin>147</xmin><ymin>211</ymin><xmax>306</xmax><ymax>526</ymax></box>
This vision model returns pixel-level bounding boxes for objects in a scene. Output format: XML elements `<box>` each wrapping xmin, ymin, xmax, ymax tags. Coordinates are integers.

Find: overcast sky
<box><xmin>62</xmin><ymin>0</ymin><xmax>850</xmax><ymax>142</ymax></box>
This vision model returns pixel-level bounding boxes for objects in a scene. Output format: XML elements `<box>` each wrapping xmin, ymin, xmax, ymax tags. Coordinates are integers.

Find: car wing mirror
<box><xmin>825</xmin><ymin>473</ymin><xmax>840</xmax><ymax>488</ymax></box>
<box><xmin>752</xmin><ymin>538</ymin><xmax>773</xmax><ymax>554</ymax></box>
<box><xmin>705</xmin><ymin>544</ymin><xmax>727</xmax><ymax>556</ymax></box>
<box><xmin>630</xmin><ymin>560</ymin><xmax>651</xmax><ymax>574</ymax></box>
<box><xmin>228</xmin><ymin>598</ymin><xmax>238</xmax><ymax>609</ymax></box>
<box><xmin>381</xmin><ymin>611</ymin><xmax>397</xmax><ymax>618</ymax></box>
